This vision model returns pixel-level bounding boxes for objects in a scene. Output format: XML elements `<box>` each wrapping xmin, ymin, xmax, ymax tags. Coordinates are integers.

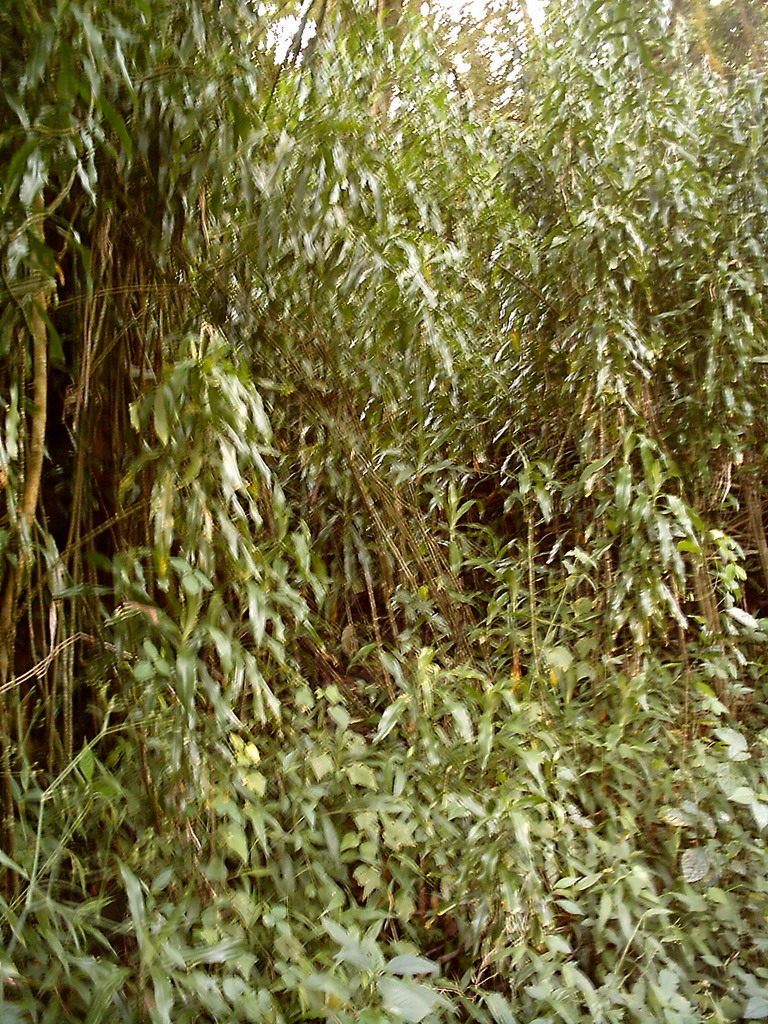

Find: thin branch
<box><xmin>0</xmin><ymin>633</ymin><xmax>103</xmax><ymax>696</ymax></box>
<box><xmin>21</xmin><ymin>196</ymin><xmax>50</xmax><ymax>528</ymax></box>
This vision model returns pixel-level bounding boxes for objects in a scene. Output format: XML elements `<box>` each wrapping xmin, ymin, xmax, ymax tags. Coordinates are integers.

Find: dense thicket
<box><xmin>1</xmin><ymin>1</ymin><xmax>768</xmax><ymax>1021</ymax></box>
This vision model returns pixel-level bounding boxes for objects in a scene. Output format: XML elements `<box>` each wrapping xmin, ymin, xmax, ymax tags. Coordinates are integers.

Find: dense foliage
<box><xmin>1</xmin><ymin>1</ymin><xmax>768</xmax><ymax>1021</ymax></box>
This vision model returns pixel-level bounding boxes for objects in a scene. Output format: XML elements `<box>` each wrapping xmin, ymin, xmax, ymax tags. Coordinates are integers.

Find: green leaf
<box><xmin>243</xmin><ymin>769</ymin><xmax>266</xmax><ymax>797</ymax></box>
<box><xmin>374</xmin><ymin>695</ymin><xmax>408</xmax><ymax>742</ymax></box>
<box><xmin>384</xmin><ymin>955</ymin><xmax>439</xmax><ymax>977</ymax></box>
<box><xmin>615</xmin><ymin>463</ymin><xmax>632</xmax><ymax>512</ymax></box>
<box><xmin>543</xmin><ymin>645</ymin><xmax>573</xmax><ymax>673</ymax></box>
<box><xmin>77</xmin><ymin>744</ymin><xmax>95</xmax><ymax>783</ymax></box>
<box><xmin>447</xmin><ymin>700</ymin><xmax>474</xmax><ymax>742</ymax></box>
<box><xmin>119</xmin><ymin>863</ymin><xmax>146</xmax><ymax>933</ymax></box>
<box><xmin>97</xmin><ymin>93</ymin><xmax>133</xmax><ymax>161</ymax></box>
<box><xmin>478</xmin><ymin>713</ymin><xmax>494</xmax><ymax>769</ymax></box>
<box><xmin>377</xmin><ymin>976</ymin><xmax>447</xmax><ymax>1023</ymax></box>
<box><xmin>151</xmin><ymin>867</ymin><xmax>174</xmax><ymax>893</ymax></box>
<box><xmin>579</xmin><ymin>452</ymin><xmax>614</xmax><ymax>495</ymax></box>
<box><xmin>323</xmin><ymin>918</ymin><xmax>353</xmax><ymax>947</ymax></box>
<box><xmin>680</xmin><ymin>848</ymin><xmax>709</xmax><ymax>883</ymax></box>
<box><xmin>729</xmin><ymin>786</ymin><xmax>755</xmax><ymax>805</ymax></box>
<box><xmin>556</xmin><ymin>898</ymin><xmax>585</xmax><ymax>916</ymax></box>
<box><xmin>353</xmin><ymin>864</ymin><xmax>381</xmax><ymax>899</ymax></box>
<box><xmin>329</xmin><ymin>704</ymin><xmax>351</xmax><ymax>730</ymax></box>
<box><xmin>714</xmin><ymin>727</ymin><xmax>749</xmax><ymax>761</ymax></box>
<box><xmin>347</xmin><ymin>763</ymin><xmax>378</xmax><ymax>790</ymax></box>
<box><xmin>751</xmin><ymin>801</ymin><xmax>768</xmax><ymax>831</ymax></box>
<box><xmin>310</xmin><ymin>753</ymin><xmax>334</xmax><ymax>780</ymax></box>
<box><xmin>484</xmin><ymin>991</ymin><xmax>519</xmax><ymax>1024</ymax></box>
<box><xmin>335</xmin><ymin>939</ymin><xmax>381</xmax><ymax>972</ymax></box>
<box><xmin>223</xmin><ymin>822</ymin><xmax>249</xmax><ymax>863</ymax></box>
<box><xmin>725</xmin><ymin>606</ymin><xmax>760</xmax><ymax>631</ymax></box>
<box><xmin>153</xmin><ymin>388</ymin><xmax>169</xmax><ymax>445</ymax></box>
<box><xmin>150</xmin><ymin>968</ymin><xmax>174</xmax><ymax>1024</ymax></box>
<box><xmin>0</xmin><ymin>848</ymin><xmax>29</xmax><ymax>880</ymax></box>
<box><xmin>535</xmin><ymin>485</ymin><xmax>552</xmax><ymax>521</ymax></box>
<box><xmin>744</xmin><ymin>996</ymin><xmax>768</xmax><ymax>1019</ymax></box>
<box><xmin>382</xmin><ymin>816</ymin><xmax>416</xmax><ymax>850</ymax></box>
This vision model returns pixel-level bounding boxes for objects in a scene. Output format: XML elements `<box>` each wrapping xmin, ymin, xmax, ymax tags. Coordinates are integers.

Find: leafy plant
<box><xmin>1</xmin><ymin>1</ymin><xmax>768</xmax><ymax>1022</ymax></box>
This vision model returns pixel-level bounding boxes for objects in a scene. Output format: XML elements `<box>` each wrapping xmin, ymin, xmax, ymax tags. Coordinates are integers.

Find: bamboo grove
<box><xmin>1</xmin><ymin>1</ymin><xmax>768</xmax><ymax>1021</ymax></box>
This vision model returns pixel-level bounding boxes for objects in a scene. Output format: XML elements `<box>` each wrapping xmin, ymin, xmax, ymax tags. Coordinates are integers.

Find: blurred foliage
<box><xmin>1</xmin><ymin>0</ymin><xmax>768</xmax><ymax>1021</ymax></box>
<box><xmin>671</xmin><ymin>0</ymin><xmax>767</xmax><ymax>75</ymax></box>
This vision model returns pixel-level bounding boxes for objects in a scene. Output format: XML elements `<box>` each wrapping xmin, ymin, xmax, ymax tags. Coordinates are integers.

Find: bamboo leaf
<box><xmin>377</xmin><ymin>977</ymin><xmax>447</xmax><ymax>1023</ymax></box>
<box><xmin>384</xmin><ymin>954</ymin><xmax>439</xmax><ymax>977</ymax></box>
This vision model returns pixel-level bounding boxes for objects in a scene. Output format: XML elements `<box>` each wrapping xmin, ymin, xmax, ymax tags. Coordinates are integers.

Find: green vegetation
<box><xmin>1</xmin><ymin>1</ymin><xmax>768</xmax><ymax>1020</ymax></box>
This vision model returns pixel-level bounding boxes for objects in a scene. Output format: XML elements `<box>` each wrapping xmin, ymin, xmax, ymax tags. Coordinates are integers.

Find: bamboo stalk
<box><xmin>736</xmin><ymin>0</ymin><xmax>764</xmax><ymax>70</ymax></box>
<box><xmin>0</xmin><ymin>192</ymin><xmax>52</xmax><ymax>875</ymax></box>
<box><xmin>691</xmin><ymin>0</ymin><xmax>725</xmax><ymax>75</ymax></box>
